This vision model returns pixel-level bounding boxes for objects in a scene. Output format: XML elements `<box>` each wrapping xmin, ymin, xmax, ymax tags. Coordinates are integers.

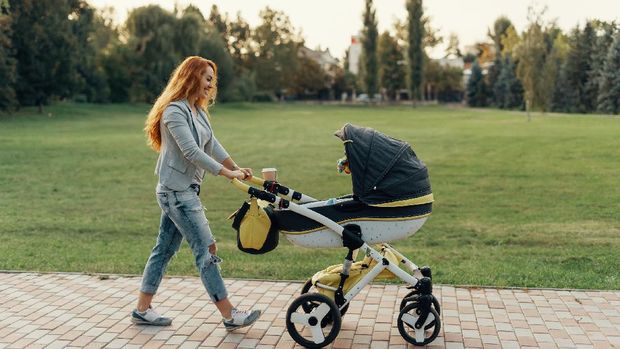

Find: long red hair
<box><xmin>145</xmin><ymin>56</ymin><xmax>218</xmax><ymax>152</ymax></box>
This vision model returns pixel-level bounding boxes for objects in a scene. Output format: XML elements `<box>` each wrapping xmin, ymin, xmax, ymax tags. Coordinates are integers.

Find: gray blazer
<box><xmin>155</xmin><ymin>99</ymin><xmax>230</xmax><ymax>191</ymax></box>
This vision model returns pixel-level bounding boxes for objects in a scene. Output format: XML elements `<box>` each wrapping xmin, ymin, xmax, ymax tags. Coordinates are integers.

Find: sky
<box><xmin>89</xmin><ymin>0</ymin><xmax>620</xmax><ymax>59</ymax></box>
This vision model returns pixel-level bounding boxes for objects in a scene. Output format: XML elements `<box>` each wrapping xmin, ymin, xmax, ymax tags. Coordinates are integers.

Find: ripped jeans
<box><xmin>140</xmin><ymin>185</ymin><xmax>228</xmax><ymax>302</ymax></box>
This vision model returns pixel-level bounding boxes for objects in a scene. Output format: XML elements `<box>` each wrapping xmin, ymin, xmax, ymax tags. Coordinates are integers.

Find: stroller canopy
<box><xmin>340</xmin><ymin>124</ymin><xmax>433</xmax><ymax>207</ymax></box>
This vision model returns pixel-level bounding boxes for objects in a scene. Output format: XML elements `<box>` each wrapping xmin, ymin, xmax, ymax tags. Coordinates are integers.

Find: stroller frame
<box><xmin>232</xmin><ymin>177</ymin><xmax>441</xmax><ymax>348</ymax></box>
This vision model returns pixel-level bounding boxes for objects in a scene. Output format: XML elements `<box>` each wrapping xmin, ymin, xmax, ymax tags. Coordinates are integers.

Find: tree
<box><xmin>488</xmin><ymin>16</ymin><xmax>513</xmax><ymax>53</ymax></box>
<box><xmin>394</xmin><ymin>16</ymin><xmax>441</xmax><ymax>52</ymax></box>
<box><xmin>581</xmin><ymin>22</ymin><xmax>598</xmax><ymax>112</ymax></box>
<box><xmin>500</xmin><ymin>25</ymin><xmax>521</xmax><ymax>56</ymax></box>
<box><xmin>487</xmin><ymin>55</ymin><xmax>502</xmax><ymax>107</ymax></box>
<box><xmin>208</xmin><ymin>5</ymin><xmax>227</xmax><ymax>35</ymax></box>
<box><xmin>174</xmin><ymin>6</ymin><xmax>206</xmax><ymax>57</ymax></box>
<box><xmin>437</xmin><ymin>65</ymin><xmax>464</xmax><ymax>102</ymax></box>
<box><xmin>198</xmin><ymin>30</ymin><xmax>234</xmax><ymax>101</ymax></box>
<box><xmin>542</xmin><ymin>33</ymin><xmax>568</xmax><ymax>112</ymax></box>
<box><xmin>557</xmin><ymin>24</ymin><xmax>596</xmax><ymax>113</ymax></box>
<box><xmin>10</xmin><ymin>0</ymin><xmax>85</xmax><ymax>111</ymax></box>
<box><xmin>494</xmin><ymin>55</ymin><xmax>523</xmax><ymax>109</ymax></box>
<box><xmin>208</xmin><ymin>5</ymin><xmax>229</xmax><ymax>49</ymax></box>
<box><xmin>424</xmin><ymin>60</ymin><xmax>463</xmax><ymax>102</ymax></box>
<box><xmin>339</xmin><ymin>48</ymin><xmax>358</xmax><ymax>100</ymax></box>
<box><xmin>228</xmin><ymin>12</ymin><xmax>252</xmax><ymax>74</ymax></box>
<box><xmin>393</xmin><ymin>14</ymin><xmax>441</xmax><ymax>102</ymax></box>
<box><xmin>597</xmin><ymin>31</ymin><xmax>620</xmax><ymax>114</ymax></box>
<box><xmin>177</xmin><ymin>6</ymin><xmax>234</xmax><ymax>101</ymax></box>
<box><xmin>471</xmin><ymin>42</ymin><xmax>495</xmax><ymax>66</ymax></box>
<box><xmin>445</xmin><ymin>33</ymin><xmax>461</xmax><ymax>58</ymax></box>
<box><xmin>0</xmin><ymin>0</ymin><xmax>16</xmax><ymax>110</ymax></box>
<box><xmin>361</xmin><ymin>0</ymin><xmax>378</xmax><ymax>98</ymax></box>
<box><xmin>407</xmin><ymin>0</ymin><xmax>424</xmax><ymax>102</ymax></box>
<box><xmin>515</xmin><ymin>7</ymin><xmax>548</xmax><ymax>117</ymax></box>
<box><xmin>534</xmin><ymin>24</ymin><xmax>563</xmax><ymax>111</ymax></box>
<box><xmin>331</xmin><ymin>62</ymin><xmax>355</xmax><ymax>101</ymax></box>
<box><xmin>221</xmin><ymin>12</ymin><xmax>257</xmax><ymax>101</ymax></box>
<box><xmin>252</xmin><ymin>7</ymin><xmax>302</xmax><ymax>99</ymax></box>
<box><xmin>487</xmin><ymin>17</ymin><xmax>514</xmax><ymax>106</ymax></box>
<box><xmin>124</xmin><ymin>5</ymin><xmax>178</xmax><ymax>102</ymax></box>
<box><xmin>70</xmin><ymin>2</ymin><xmax>112</xmax><ymax>103</ymax></box>
<box><xmin>101</xmin><ymin>44</ymin><xmax>132</xmax><ymax>102</ymax></box>
<box><xmin>466</xmin><ymin>60</ymin><xmax>487</xmax><ymax>107</ymax></box>
<box><xmin>589</xmin><ymin>21</ymin><xmax>617</xmax><ymax>112</ymax></box>
<box><xmin>291</xmin><ymin>55</ymin><xmax>326</xmax><ymax>99</ymax></box>
<box><xmin>378</xmin><ymin>31</ymin><xmax>405</xmax><ymax>101</ymax></box>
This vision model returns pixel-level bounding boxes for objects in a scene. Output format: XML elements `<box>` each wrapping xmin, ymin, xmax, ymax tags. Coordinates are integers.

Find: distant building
<box><xmin>436</xmin><ymin>57</ymin><xmax>464</xmax><ymax>69</ymax></box>
<box><xmin>297</xmin><ymin>46</ymin><xmax>340</xmax><ymax>99</ymax></box>
<box><xmin>434</xmin><ymin>56</ymin><xmax>468</xmax><ymax>88</ymax></box>
<box><xmin>299</xmin><ymin>46</ymin><xmax>339</xmax><ymax>73</ymax></box>
<box><xmin>347</xmin><ymin>35</ymin><xmax>362</xmax><ymax>75</ymax></box>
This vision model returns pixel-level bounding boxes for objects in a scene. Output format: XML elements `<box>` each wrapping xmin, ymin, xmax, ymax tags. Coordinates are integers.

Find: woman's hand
<box><xmin>220</xmin><ymin>168</ymin><xmax>246</xmax><ymax>180</ymax></box>
<box><xmin>239</xmin><ymin>167</ymin><xmax>253</xmax><ymax>179</ymax></box>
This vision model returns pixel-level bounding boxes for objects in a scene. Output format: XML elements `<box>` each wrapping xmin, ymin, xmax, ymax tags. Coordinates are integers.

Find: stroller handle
<box><xmin>230</xmin><ymin>176</ymin><xmax>267</xmax><ymax>193</ymax></box>
<box><xmin>231</xmin><ymin>178</ymin><xmax>251</xmax><ymax>193</ymax></box>
<box><xmin>247</xmin><ymin>176</ymin><xmax>265</xmax><ymax>186</ymax></box>
<box><xmin>231</xmin><ymin>176</ymin><xmax>316</xmax><ymax>204</ymax></box>
<box><xmin>231</xmin><ymin>178</ymin><xmax>278</xmax><ymax>203</ymax></box>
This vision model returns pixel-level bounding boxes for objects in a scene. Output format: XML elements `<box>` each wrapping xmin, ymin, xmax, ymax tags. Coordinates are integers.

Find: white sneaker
<box><xmin>131</xmin><ymin>306</ymin><xmax>172</xmax><ymax>326</ymax></box>
<box><xmin>223</xmin><ymin>308</ymin><xmax>262</xmax><ymax>331</ymax></box>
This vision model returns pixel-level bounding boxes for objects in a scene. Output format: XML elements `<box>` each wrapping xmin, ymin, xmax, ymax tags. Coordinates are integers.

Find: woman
<box><xmin>133</xmin><ymin>56</ymin><xmax>261</xmax><ymax>331</ymax></box>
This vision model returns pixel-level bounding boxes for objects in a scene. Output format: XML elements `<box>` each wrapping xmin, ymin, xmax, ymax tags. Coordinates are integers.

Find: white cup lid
<box><xmin>261</xmin><ymin>168</ymin><xmax>277</xmax><ymax>172</ymax></box>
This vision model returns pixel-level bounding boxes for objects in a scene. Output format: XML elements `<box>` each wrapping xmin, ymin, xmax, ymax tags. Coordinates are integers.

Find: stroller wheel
<box><xmin>286</xmin><ymin>293</ymin><xmax>341</xmax><ymax>349</ymax></box>
<box><xmin>400</xmin><ymin>293</ymin><xmax>441</xmax><ymax>316</ymax></box>
<box><xmin>397</xmin><ymin>302</ymin><xmax>441</xmax><ymax>346</ymax></box>
<box><xmin>403</xmin><ymin>289</ymin><xmax>419</xmax><ymax>299</ymax></box>
<box><xmin>301</xmin><ymin>279</ymin><xmax>350</xmax><ymax>318</ymax></box>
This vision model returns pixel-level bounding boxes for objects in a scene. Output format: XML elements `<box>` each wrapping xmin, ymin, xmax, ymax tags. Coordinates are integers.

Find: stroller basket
<box><xmin>310</xmin><ymin>243</ymin><xmax>402</xmax><ymax>298</ymax></box>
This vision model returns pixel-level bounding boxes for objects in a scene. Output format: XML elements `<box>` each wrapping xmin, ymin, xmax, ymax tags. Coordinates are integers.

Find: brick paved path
<box><xmin>0</xmin><ymin>272</ymin><xmax>619</xmax><ymax>348</ymax></box>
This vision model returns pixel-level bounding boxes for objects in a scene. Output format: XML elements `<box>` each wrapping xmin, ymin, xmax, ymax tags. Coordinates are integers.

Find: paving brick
<box><xmin>1</xmin><ymin>273</ymin><xmax>619</xmax><ymax>349</ymax></box>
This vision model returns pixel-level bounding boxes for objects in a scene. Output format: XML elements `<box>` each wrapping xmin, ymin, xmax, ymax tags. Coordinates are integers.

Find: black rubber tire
<box><xmin>301</xmin><ymin>279</ymin><xmax>350</xmax><ymax>318</ymax></box>
<box><xmin>403</xmin><ymin>289</ymin><xmax>419</xmax><ymax>300</ymax></box>
<box><xmin>397</xmin><ymin>302</ymin><xmax>441</xmax><ymax>346</ymax></box>
<box><xmin>399</xmin><ymin>294</ymin><xmax>441</xmax><ymax>315</ymax></box>
<box><xmin>286</xmin><ymin>293</ymin><xmax>342</xmax><ymax>349</ymax></box>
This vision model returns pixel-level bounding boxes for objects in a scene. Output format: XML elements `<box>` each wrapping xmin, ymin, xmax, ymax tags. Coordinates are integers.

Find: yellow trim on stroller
<box><xmin>280</xmin><ymin>212</ymin><xmax>432</xmax><ymax>235</ymax></box>
<box><xmin>369</xmin><ymin>193</ymin><xmax>435</xmax><ymax>207</ymax></box>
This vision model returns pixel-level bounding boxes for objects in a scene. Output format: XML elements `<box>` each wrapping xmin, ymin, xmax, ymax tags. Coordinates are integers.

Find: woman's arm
<box><xmin>163</xmin><ymin>106</ymin><xmax>224</xmax><ymax>175</ymax></box>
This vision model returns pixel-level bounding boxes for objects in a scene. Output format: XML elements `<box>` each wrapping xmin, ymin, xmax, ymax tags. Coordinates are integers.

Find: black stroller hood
<box><xmin>341</xmin><ymin>124</ymin><xmax>432</xmax><ymax>206</ymax></box>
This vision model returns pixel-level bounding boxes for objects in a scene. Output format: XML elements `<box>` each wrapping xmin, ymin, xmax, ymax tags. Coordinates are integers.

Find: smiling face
<box><xmin>199</xmin><ymin>66</ymin><xmax>215</xmax><ymax>100</ymax></box>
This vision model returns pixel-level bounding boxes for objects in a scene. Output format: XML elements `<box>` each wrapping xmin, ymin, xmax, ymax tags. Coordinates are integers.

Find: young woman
<box><xmin>133</xmin><ymin>56</ymin><xmax>260</xmax><ymax>331</ymax></box>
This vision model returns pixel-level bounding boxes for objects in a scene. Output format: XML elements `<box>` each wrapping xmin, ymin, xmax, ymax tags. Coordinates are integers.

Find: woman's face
<box><xmin>198</xmin><ymin>66</ymin><xmax>215</xmax><ymax>100</ymax></box>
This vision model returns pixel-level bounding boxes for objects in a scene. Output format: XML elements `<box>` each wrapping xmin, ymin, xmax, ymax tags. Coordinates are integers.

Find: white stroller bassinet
<box><xmin>277</xmin><ymin>196</ymin><xmax>431</xmax><ymax>248</ymax></box>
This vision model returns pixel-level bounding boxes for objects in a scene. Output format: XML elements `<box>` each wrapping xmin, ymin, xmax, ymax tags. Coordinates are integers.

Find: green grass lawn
<box><xmin>1</xmin><ymin>103</ymin><xmax>618</xmax><ymax>290</ymax></box>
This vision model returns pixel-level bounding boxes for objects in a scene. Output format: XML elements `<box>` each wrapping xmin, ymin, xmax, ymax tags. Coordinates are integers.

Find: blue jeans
<box><xmin>140</xmin><ymin>186</ymin><xmax>228</xmax><ymax>302</ymax></box>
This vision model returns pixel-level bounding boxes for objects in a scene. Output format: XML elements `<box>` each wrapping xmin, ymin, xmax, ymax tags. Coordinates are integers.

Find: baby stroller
<box><xmin>231</xmin><ymin>124</ymin><xmax>441</xmax><ymax>348</ymax></box>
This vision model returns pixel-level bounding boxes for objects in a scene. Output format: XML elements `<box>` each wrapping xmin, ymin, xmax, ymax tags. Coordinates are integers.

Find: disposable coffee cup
<box><xmin>261</xmin><ymin>167</ymin><xmax>277</xmax><ymax>181</ymax></box>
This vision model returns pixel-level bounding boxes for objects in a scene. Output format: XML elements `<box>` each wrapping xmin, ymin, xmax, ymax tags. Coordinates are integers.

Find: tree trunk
<box><xmin>526</xmin><ymin>99</ymin><xmax>531</xmax><ymax>122</ymax></box>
